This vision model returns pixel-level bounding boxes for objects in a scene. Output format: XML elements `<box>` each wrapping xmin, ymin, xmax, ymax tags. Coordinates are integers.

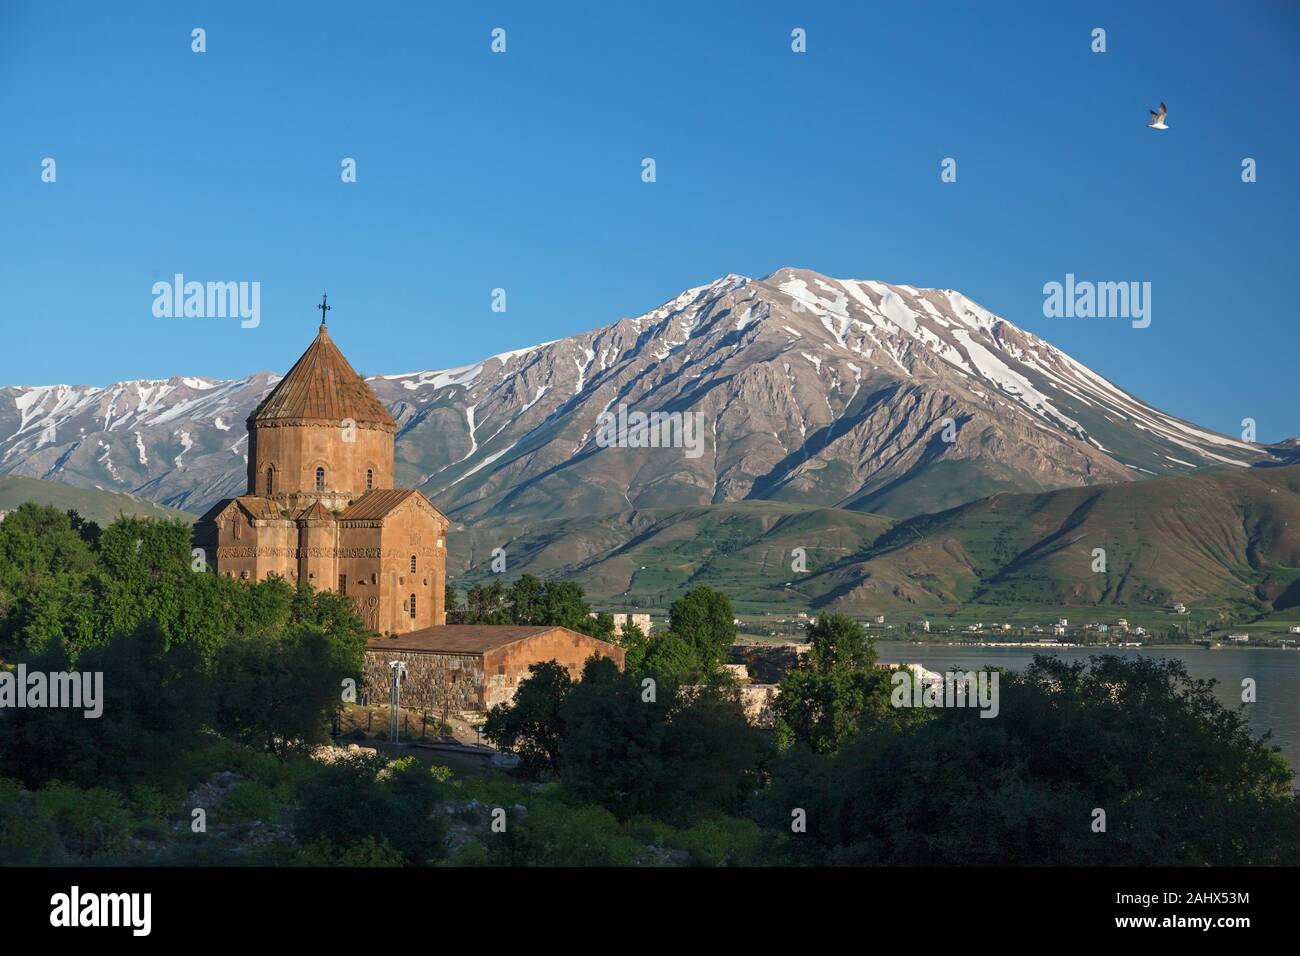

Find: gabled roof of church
<box><xmin>195</xmin><ymin>496</ymin><xmax>284</xmax><ymax>525</ymax></box>
<box><xmin>236</xmin><ymin>496</ymin><xmax>285</xmax><ymax>520</ymax></box>
<box><xmin>341</xmin><ymin>488</ymin><xmax>447</xmax><ymax>523</ymax></box>
<box><xmin>249</xmin><ymin>323</ymin><xmax>395</xmax><ymax>429</ymax></box>
<box><xmin>296</xmin><ymin>501</ymin><xmax>334</xmax><ymax>521</ymax></box>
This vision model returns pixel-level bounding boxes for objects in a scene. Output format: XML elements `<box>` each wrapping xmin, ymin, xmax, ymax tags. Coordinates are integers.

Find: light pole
<box><xmin>388</xmin><ymin>660</ymin><xmax>408</xmax><ymax>743</ymax></box>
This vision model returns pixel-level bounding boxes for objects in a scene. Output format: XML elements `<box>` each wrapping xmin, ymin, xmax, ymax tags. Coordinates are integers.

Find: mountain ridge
<box><xmin>0</xmin><ymin>269</ymin><xmax>1290</xmax><ymax>520</ymax></box>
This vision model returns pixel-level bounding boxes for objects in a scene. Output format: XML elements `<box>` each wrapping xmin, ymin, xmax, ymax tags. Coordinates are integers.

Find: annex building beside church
<box><xmin>196</xmin><ymin>300</ymin><xmax>624</xmax><ymax>713</ymax></box>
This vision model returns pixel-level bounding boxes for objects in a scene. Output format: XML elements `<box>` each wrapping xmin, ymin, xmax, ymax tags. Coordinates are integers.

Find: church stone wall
<box><xmin>299</xmin><ymin>519</ymin><xmax>339</xmax><ymax>589</ymax></box>
<box><xmin>377</xmin><ymin>507</ymin><xmax>446</xmax><ymax>634</ymax></box>
<box><xmin>337</xmin><ymin>523</ymin><xmax>386</xmax><ymax>631</ymax></box>
<box><xmin>210</xmin><ymin>512</ymin><xmax>296</xmax><ymax>582</ymax></box>
<box><xmin>362</xmin><ymin>651</ymin><xmax>484</xmax><ymax>714</ymax></box>
<box><xmin>254</xmin><ymin>520</ymin><xmax>297</xmax><ymax>580</ymax></box>
<box><xmin>248</xmin><ymin>420</ymin><xmax>394</xmax><ymax>498</ymax></box>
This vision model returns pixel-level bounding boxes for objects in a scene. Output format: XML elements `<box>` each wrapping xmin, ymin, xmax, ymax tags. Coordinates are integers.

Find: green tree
<box><xmin>759</xmin><ymin>654</ymin><xmax>1300</xmax><ymax>865</ymax></box>
<box><xmin>667</xmin><ymin>586</ymin><xmax>736</xmax><ymax>671</ymax></box>
<box><xmin>90</xmin><ymin>515</ymin><xmax>242</xmax><ymax>663</ymax></box>
<box><xmin>507</xmin><ymin>574</ymin><xmax>546</xmax><ymax>624</ymax></box>
<box><xmin>537</xmin><ymin>580</ymin><xmax>597</xmax><ymax>634</ymax></box>
<box><xmin>558</xmin><ymin>657</ymin><xmax>765</xmax><ymax>825</ymax></box>
<box><xmin>772</xmin><ymin>614</ymin><xmax>901</xmax><ymax>755</ymax></box>
<box><xmin>65</xmin><ymin>511</ymin><xmax>102</xmax><ymax>549</ymax></box>
<box><xmin>212</xmin><ymin>586</ymin><xmax>367</xmax><ymax>756</ymax></box>
<box><xmin>486</xmin><ymin>799</ymin><xmax>640</xmax><ymax>866</ymax></box>
<box><xmin>772</xmin><ymin>665</ymin><xmax>900</xmax><ymax>755</ymax></box>
<box><xmin>806</xmin><ymin>613</ymin><xmax>876</xmax><ymax>670</ymax></box>
<box><xmin>460</xmin><ymin>575</ymin><xmax>613</xmax><ymax>640</ymax></box>
<box><xmin>0</xmin><ymin>619</ymin><xmax>210</xmax><ymax>790</ymax></box>
<box><xmin>0</xmin><ymin>504</ymin><xmax>99</xmax><ymax>654</ymax></box>
<box><xmin>444</xmin><ymin>583</ymin><xmax>463</xmax><ymax>623</ymax></box>
<box><xmin>463</xmin><ymin>579</ymin><xmax>510</xmax><ymax>624</ymax></box>
<box><xmin>482</xmin><ymin>660</ymin><xmax>573</xmax><ymax>778</ymax></box>
<box><xmin>293</xmin><ymin>753</ymin><xmax>446</xmax><ymax>866</ymax></box>
<box><xmin>632</xmin><ymin>632</ymin><xmax>700</xmax><ymax>686</ymax></box>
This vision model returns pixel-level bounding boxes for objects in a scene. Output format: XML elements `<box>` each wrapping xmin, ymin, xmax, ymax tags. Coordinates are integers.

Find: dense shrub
<box><xmin>293</xmin><ymin>754</ymin><xmax>447</xmax><ymax>866</ymax></box>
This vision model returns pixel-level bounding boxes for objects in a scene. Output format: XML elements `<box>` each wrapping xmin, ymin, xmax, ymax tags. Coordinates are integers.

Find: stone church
<box><xmin>197</xmin><ymin>301</ymin><xmax>624</xmax><ymax>714</ymax></box>
<box><xmin>197</xmin><ymin>304</ymin><xmax>448</xmax><ymax>634</ymax></box>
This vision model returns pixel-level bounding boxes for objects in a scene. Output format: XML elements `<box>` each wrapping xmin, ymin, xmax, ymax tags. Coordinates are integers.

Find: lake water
<box><xmin>875</xmin><ymin>642</ymin><xmax>1300</xmax><ymax>772</ymax></box>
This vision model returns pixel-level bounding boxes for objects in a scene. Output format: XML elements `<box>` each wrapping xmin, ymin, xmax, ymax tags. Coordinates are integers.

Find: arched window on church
<box><xmin>409</xmin><ymin>593</ymin><xmax>417</xmax><ymax>620</ymax></box>
<box><xmin>266</xmin><ymin>467</ymin><xmax>274</xmax><ymax>495</ymax></box>
<box><xmin>410</xmin><ymin>554</ymin><xmax>417</xmax><ymax>574</ymax></box>
<box><xmin>315</xmin><ymin>467</ymin><xmax>325</xmax><ymax>492</ymax></box>
<box><xmin>366</xmin><ymin>469</ymin><xmax>374</xmax><ymax>491</ymax></box>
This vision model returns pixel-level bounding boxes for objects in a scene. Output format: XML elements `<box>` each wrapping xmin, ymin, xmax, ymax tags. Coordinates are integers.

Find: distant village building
<box><xmin>718</xmin><ymin>663</ymin><xmax>779</xmax><ymax>728</ymax></box>
<box><xmin>1172</xmin><ymin>602</ymin><xmax>1187</xmax><ymax>614</ymax></box>
<box><xmin>0</xmin><ymin>509</ymin><xmax>10</xmax><ymax>524</ymax></box>
<box><xmin>1290</xmin><ymin>625</ymin><xmax>1300</xmax><ymax>635</ymax></box>
<box><xmin>194</xmin><ymin>298</ymin><xmax>623</xmax><ymax>713</ymax></box>
<box><xmin>877</xmin><ymin>661</ymin><xmax>946</xmax><ymax>686</ymax></box>
<box><xmin>592</xmin><ymin>612</ymin><xmax>652</xmax><ymax>636</ymax></box>
<box><xmin>1226</xmin><ymin>633</ymin><xmax>1250</xmax><ymax>643</ymax></box>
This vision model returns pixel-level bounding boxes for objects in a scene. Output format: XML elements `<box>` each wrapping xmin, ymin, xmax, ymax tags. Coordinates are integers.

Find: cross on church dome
<box><xmin>246</xmin><ymin>301</ymin><xmax>395</xmax><ymax>428</ymax></box>
<box><xmin>317</xmin><ymin>293</ymin><xmax>331</xmax><ymax>331</ymax></box>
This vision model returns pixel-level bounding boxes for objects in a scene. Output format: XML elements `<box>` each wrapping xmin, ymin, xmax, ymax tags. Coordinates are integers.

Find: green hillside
<box><xmin>449</xmin><ymin>466</ymin><xmax>1300</xmax><ymax>624</ymax></box>
<box><xmin>448</xmin><ymin>501</ymin><xmax>895</xmax><ymax>614</ymax></box>
<box><xmin>0</xmin><ymin>475</ymin><xmax>194</xmax><ymax>526</ymax></box>
<box><xmin>800</xmin><ymin>464</ymin><xmax>1300</xmax><ymax>617</ymax></box>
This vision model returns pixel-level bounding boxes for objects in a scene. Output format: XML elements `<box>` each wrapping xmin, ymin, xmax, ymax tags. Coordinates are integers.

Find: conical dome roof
<box><xmin>249</xmin><ymin>323</ymin><xmax>395</xmax><ymax>429</ymax></box>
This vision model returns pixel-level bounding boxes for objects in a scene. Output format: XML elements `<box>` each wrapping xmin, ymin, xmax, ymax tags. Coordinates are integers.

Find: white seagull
<box><xmin>1147</xmin><ymin>102</ymin><xmax>1169</xmax><ymax>130</ymax></box>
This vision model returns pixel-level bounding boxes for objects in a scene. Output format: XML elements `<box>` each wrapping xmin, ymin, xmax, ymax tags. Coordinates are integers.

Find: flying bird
<box><xmin>1147</xmin><ymin>102</ymin><xmax>1168</xmax><ymax>130</ymax></box>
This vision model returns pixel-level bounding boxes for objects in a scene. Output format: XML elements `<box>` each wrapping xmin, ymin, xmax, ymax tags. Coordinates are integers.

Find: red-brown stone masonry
<box><xmin>376</xmin><ymin>504</ymin><xmax>446</xmax><ymax>634</ymax></box>
<box><xmin>248</xmin><ymin>420</ymin><xmax>393</xmax><ymax>499</ymax></box>
<box><xmin>481</xmin><ymin>631</ymin><xmax>627</xmax><ymax>710</ymax></box>
<box><xmin>204</xmin><ymin>329</ymin><xmax>446</xmax><ymax>634</ymax></box>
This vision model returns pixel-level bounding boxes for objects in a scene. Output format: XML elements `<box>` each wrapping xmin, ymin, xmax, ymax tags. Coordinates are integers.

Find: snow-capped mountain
<box><xmin>0</xmin><ymin>268</ymin><xmax>1281</xmax><ymax>519</ymax></box>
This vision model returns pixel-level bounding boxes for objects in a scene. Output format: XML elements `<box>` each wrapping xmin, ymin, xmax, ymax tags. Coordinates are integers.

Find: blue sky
<box><xmin>1</xmin><ymin>0</ymin><xmax>1297</xmax><ymax>440</ymax></box>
